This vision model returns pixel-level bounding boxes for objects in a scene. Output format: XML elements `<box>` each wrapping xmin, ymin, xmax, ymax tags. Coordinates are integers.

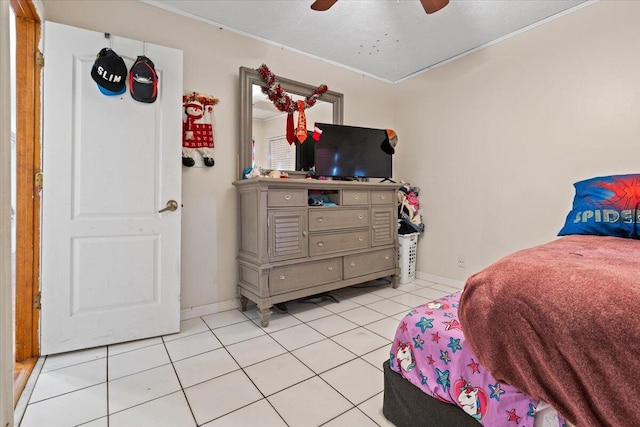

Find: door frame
<box><xmin>10</xmin><ymin>0</ymin><xmax>41</xmax><ymax>406</ymax></box>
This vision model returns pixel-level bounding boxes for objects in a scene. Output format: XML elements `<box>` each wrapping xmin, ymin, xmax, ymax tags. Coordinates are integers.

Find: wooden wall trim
<box><xmin>9</xmin><ymin>0</ymin><xmax>39</xmax><ymax>22</ymax></box>
<box><xmin>13</xmin><ymin>0</ymin><xmax>41</xmax><ymax>362</ymax></box>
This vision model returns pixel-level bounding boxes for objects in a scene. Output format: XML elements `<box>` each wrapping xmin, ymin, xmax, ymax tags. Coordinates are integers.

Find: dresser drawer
<box><xmin>343</xmin><ymin>248</ymin><xmax>396</xmax><ymax>279</ymax></box>
<box><xmin>309</xmin><ymin>230</ymin><xmax>370</xmax><ymax>256</ymax></box>
<box><xmin>371</xmin><ymin>190</ymin><xmax>395</xmax><ymax>205</ymax></box>
<box><xmin>309</xmin><ymin>207</ymin><xmax>369</xmax><ymax>231</ymax></box>
<box><xmin>342</xmin><ymin>190</ymin><xmax>369</xmax><ymax>205</ymax></box>
<box><xmin>268</xmin><ymin>189</ymin><xmax>307</xmax><ymax>207</ymax></box>
<box><xmin>269</xmin><ymin>258</ymin><xmax>342</xmax><ymax>295</ymax></box>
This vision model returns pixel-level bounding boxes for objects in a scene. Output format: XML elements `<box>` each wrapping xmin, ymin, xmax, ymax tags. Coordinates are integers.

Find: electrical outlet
<box><xmin>457</xmin><ymin>255</ymin><xmax>466</xmax><ymax>268</ymax></box>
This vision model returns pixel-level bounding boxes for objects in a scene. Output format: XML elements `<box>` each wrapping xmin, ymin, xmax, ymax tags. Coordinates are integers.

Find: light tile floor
<box><xmin>16</xmin><ymin>277</ymin><xmax>463</xmax><ymax>427</ymax></box>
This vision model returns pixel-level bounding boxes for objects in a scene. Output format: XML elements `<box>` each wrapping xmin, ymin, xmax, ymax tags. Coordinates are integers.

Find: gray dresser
<box><xmin>233</xmin><ymin>178</ymin><xmax>400</xmax><ymax>327</ymax></box>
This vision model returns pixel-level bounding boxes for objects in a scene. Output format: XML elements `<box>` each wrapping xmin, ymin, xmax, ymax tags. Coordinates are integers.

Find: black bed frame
<box><xmin>382</xmin><ymin>360</ymin><xmax>481</xmax><ymax>427</ymax></box>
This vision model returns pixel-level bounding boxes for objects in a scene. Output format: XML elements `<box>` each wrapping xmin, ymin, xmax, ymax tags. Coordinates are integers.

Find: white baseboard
<box><xmin>180</xmin><ymin>298</ymin><xmax>240</xmax><ymax>321</ymax></box>
<box><xmin>180</xmin><ymin>273</ymin><xmax>465</xmax><ymax>321</ymax></box>
<box><xmin>415</xmin><ymin>271</ymin><xmax>466</xmax><ymax>288</ymax></box>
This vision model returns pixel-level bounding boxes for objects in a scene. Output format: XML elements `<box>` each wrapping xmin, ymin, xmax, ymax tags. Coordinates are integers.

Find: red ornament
<box><xmin>257</xmin><ymin>64</ymin><xmax>328</xmax><ymax>114</ymax></box>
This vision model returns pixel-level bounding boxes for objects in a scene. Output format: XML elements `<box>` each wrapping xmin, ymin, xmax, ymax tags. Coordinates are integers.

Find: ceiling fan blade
<box><xmin>311</xmin><ymin>0</ymin><xmax>338</xmax><ymax>11</ymax></box>
<box><xmin>420</xmin><ymin>0</ymin><xmax>449</xmax><ymax>14</ymax></box>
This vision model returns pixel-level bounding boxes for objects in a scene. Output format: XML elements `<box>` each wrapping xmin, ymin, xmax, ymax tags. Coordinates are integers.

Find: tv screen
<box><xmin>314</xmin><ymin>123</ymin><xmax>392</xmax><ymax>179</ymax></box>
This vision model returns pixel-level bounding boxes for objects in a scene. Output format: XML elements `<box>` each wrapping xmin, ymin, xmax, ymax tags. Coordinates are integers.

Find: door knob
<box><xmin>158</xmin><ymin>200</ymin><xmax>178</xmax><ymax>213</ymax></box>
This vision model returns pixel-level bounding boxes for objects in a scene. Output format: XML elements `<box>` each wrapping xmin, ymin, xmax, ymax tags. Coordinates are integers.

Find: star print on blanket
<box><xmin>388</xmin><ymin>291</ymin><xmax>565</xmax><ymax>427</ymax></box>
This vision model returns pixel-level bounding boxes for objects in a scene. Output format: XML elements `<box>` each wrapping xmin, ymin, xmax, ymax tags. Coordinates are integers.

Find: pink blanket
<box><xmin>459</xmin><ymin>235</ymin><xmax>640</xmax><ymax>427</ymax></box>
<box><xmin>389</xmin><ymin>291</ymin><xmax>557</xmax><ymax>426</ymax></box>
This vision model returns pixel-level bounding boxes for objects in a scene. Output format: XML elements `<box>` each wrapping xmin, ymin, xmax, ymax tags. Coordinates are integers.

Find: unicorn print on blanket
<box><xmin>396</xmin><ymin>341</ymin><xmax>416</xmax><ymax>372</ymax></box>
<box><xmin>453</xmin><ymin>378</ymin><xmax>489</xmax><ymax>420</ymax></box>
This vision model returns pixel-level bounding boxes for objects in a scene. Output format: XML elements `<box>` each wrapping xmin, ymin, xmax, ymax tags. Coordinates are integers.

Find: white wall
<box><xmin>1</xmin><ymin>2</ymin><xmax>14</xmax><ymax>425</ymax></box>
<box><xmin>42</xmin><ymin>0</ymin><xmax>396</xmax><ymax>314</ymax></box>
<box><xmin>393</xmin><ymin>0</ymin><xmax>640</xmax><ymax>281</ymax></box>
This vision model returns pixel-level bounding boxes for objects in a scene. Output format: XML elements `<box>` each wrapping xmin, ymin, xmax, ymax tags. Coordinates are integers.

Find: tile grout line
<box><xmin>160</xmin><ymin>335</ymin><xmax>200</xmax><ymax>426</ymax></box>
<box><xmin>106</xmin><ymin>346</ymin><xmax>110</xmax><ymax>427</ymax></box>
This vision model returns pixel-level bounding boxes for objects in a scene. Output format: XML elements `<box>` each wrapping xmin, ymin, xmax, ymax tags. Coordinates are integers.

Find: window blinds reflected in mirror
<box><xmin>269</xmin><ymin>136</ymin><xmax>295</xmax><ymax>171</ymax></box>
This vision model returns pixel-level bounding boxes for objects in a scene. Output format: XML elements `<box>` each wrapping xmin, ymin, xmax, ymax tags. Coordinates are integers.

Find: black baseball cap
<box><xmin>129</xmin><ymin>55</ymin><xmax>158</xmax><ymax>103</ymax></box>
<box><xmin>91</xmin><ymin>48</ymin><xmax>127</xmax><ymax>96</ymax></box>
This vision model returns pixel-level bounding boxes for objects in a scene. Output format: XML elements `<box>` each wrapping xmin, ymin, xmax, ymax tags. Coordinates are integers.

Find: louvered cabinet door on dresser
<box><xmin>234</xmin><ymin>178</ymin><xmax>400</xmax><ymax>327</ymax></box>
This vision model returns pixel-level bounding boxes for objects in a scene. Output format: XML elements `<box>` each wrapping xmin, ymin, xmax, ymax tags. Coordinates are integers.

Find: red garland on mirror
<box><xmin>257</xmin><ymin>64</ymin><xmax>328</xmax><ymax>144</ymax></box>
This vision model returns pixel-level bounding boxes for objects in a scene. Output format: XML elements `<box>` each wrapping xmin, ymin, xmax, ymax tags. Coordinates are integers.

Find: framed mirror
<box><xmin>239</xmin><ymin>66</ymin><xmax>344</xmax><ymax>179</ymax></box>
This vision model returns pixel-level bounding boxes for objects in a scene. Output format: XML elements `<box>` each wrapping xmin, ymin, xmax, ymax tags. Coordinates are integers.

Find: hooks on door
<box><xmin>104</xmin><ymin>32</ymin><xmax>113</xmax><ymax>49</ymax></box>
<box><xmin>102</xmin><ymin>32</ymin><xmax>149</xmax><ymax>59</ymax></box>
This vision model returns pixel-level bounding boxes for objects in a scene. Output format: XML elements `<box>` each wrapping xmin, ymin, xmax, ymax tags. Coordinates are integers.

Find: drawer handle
<box><xmin>317</xmin><ymin>241</ymin><xmax>324</xmax><ymax>247</ymax></box>
<box><xmin>350</xmin><ymin>261</ymin><xmax>356</xmax><ymax>267</ymax></box>
<box><xmin>358</xmin><ymin>236</ymin><xmax>364</xmax><ymax>241</ymax></box>
<box><xmin>385</xmin><ymin>255</ymin><xmax>390</xmax><ymax>260</ymax></box>
<box><xmin>284</xmin><ymin>194</ymin><xmax>291</xmax><ymax>201</ymax></box>
<box><xmin>353</xmin><ymin>195</ymin><xmax>359</xmax><ymax>200</ymax></box>
<box><xmin>328</xmin><ymin>266</ymin><xmax>333</xmax><ymax>271</ymax></box>
<box><xmin>380</xmin><ymin>195</ymin><xmax>386</xmax><ymax>200</ymax></box>
<box><xmin>317</xmin><ymin>217</ymin><xmax>323</xmax><ymax>223</ymax></box>
<box><xmin>279</xmin><ymin>275</ymin><xmax>285</xmax><ymax>280</ymax></box>
<box><xmin>357</xmin><ymin>214</ymin><xmax>364</xmax><ymax>220</ymax></box>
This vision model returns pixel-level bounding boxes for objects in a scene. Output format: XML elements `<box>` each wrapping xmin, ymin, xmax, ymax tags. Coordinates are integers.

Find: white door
<box><xmin>40</xmin><ymin>22</ymin><xmax>183</xmax><ymax>355</ymax></box>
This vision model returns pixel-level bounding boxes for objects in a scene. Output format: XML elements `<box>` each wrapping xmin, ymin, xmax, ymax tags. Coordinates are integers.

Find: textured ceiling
<box><xmin>143</xmin><ymin>0</ymin><xmax>593</xmax><ymax>83</ymax></box>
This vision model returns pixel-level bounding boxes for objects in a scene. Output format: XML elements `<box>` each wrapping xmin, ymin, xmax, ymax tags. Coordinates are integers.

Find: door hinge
<box><xmin>35</xmin><ymin>172</ymin><xmax>43</xmax><ymax>189</ymax></box>
<box><xmin>36</xmin><ymin>51</ymin><xmax>44</xmax><ymax>67</ymax></box>
<box><xmin>34</xmin><ymin>292</ymin><xmax>41</xmax><ymax>310</ymax></box>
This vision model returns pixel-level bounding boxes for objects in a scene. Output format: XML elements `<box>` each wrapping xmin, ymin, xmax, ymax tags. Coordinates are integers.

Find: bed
<box><xmin>383</xmin><ymin>174</ymin><xmax>640</xmax><ymax>427</ymax></box>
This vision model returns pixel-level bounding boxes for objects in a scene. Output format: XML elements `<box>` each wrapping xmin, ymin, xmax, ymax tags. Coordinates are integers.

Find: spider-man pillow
<box><xmin>558</xmin><ymin>174</ymin><xmax>640</xmax><ymax>239</ymax></box>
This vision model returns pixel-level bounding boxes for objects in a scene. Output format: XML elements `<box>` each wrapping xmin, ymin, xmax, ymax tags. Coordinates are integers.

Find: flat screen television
<box><xmin>314</xmin><ymin>123</ymin><xmax>393</xmax><ymax>180</ymax></box>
